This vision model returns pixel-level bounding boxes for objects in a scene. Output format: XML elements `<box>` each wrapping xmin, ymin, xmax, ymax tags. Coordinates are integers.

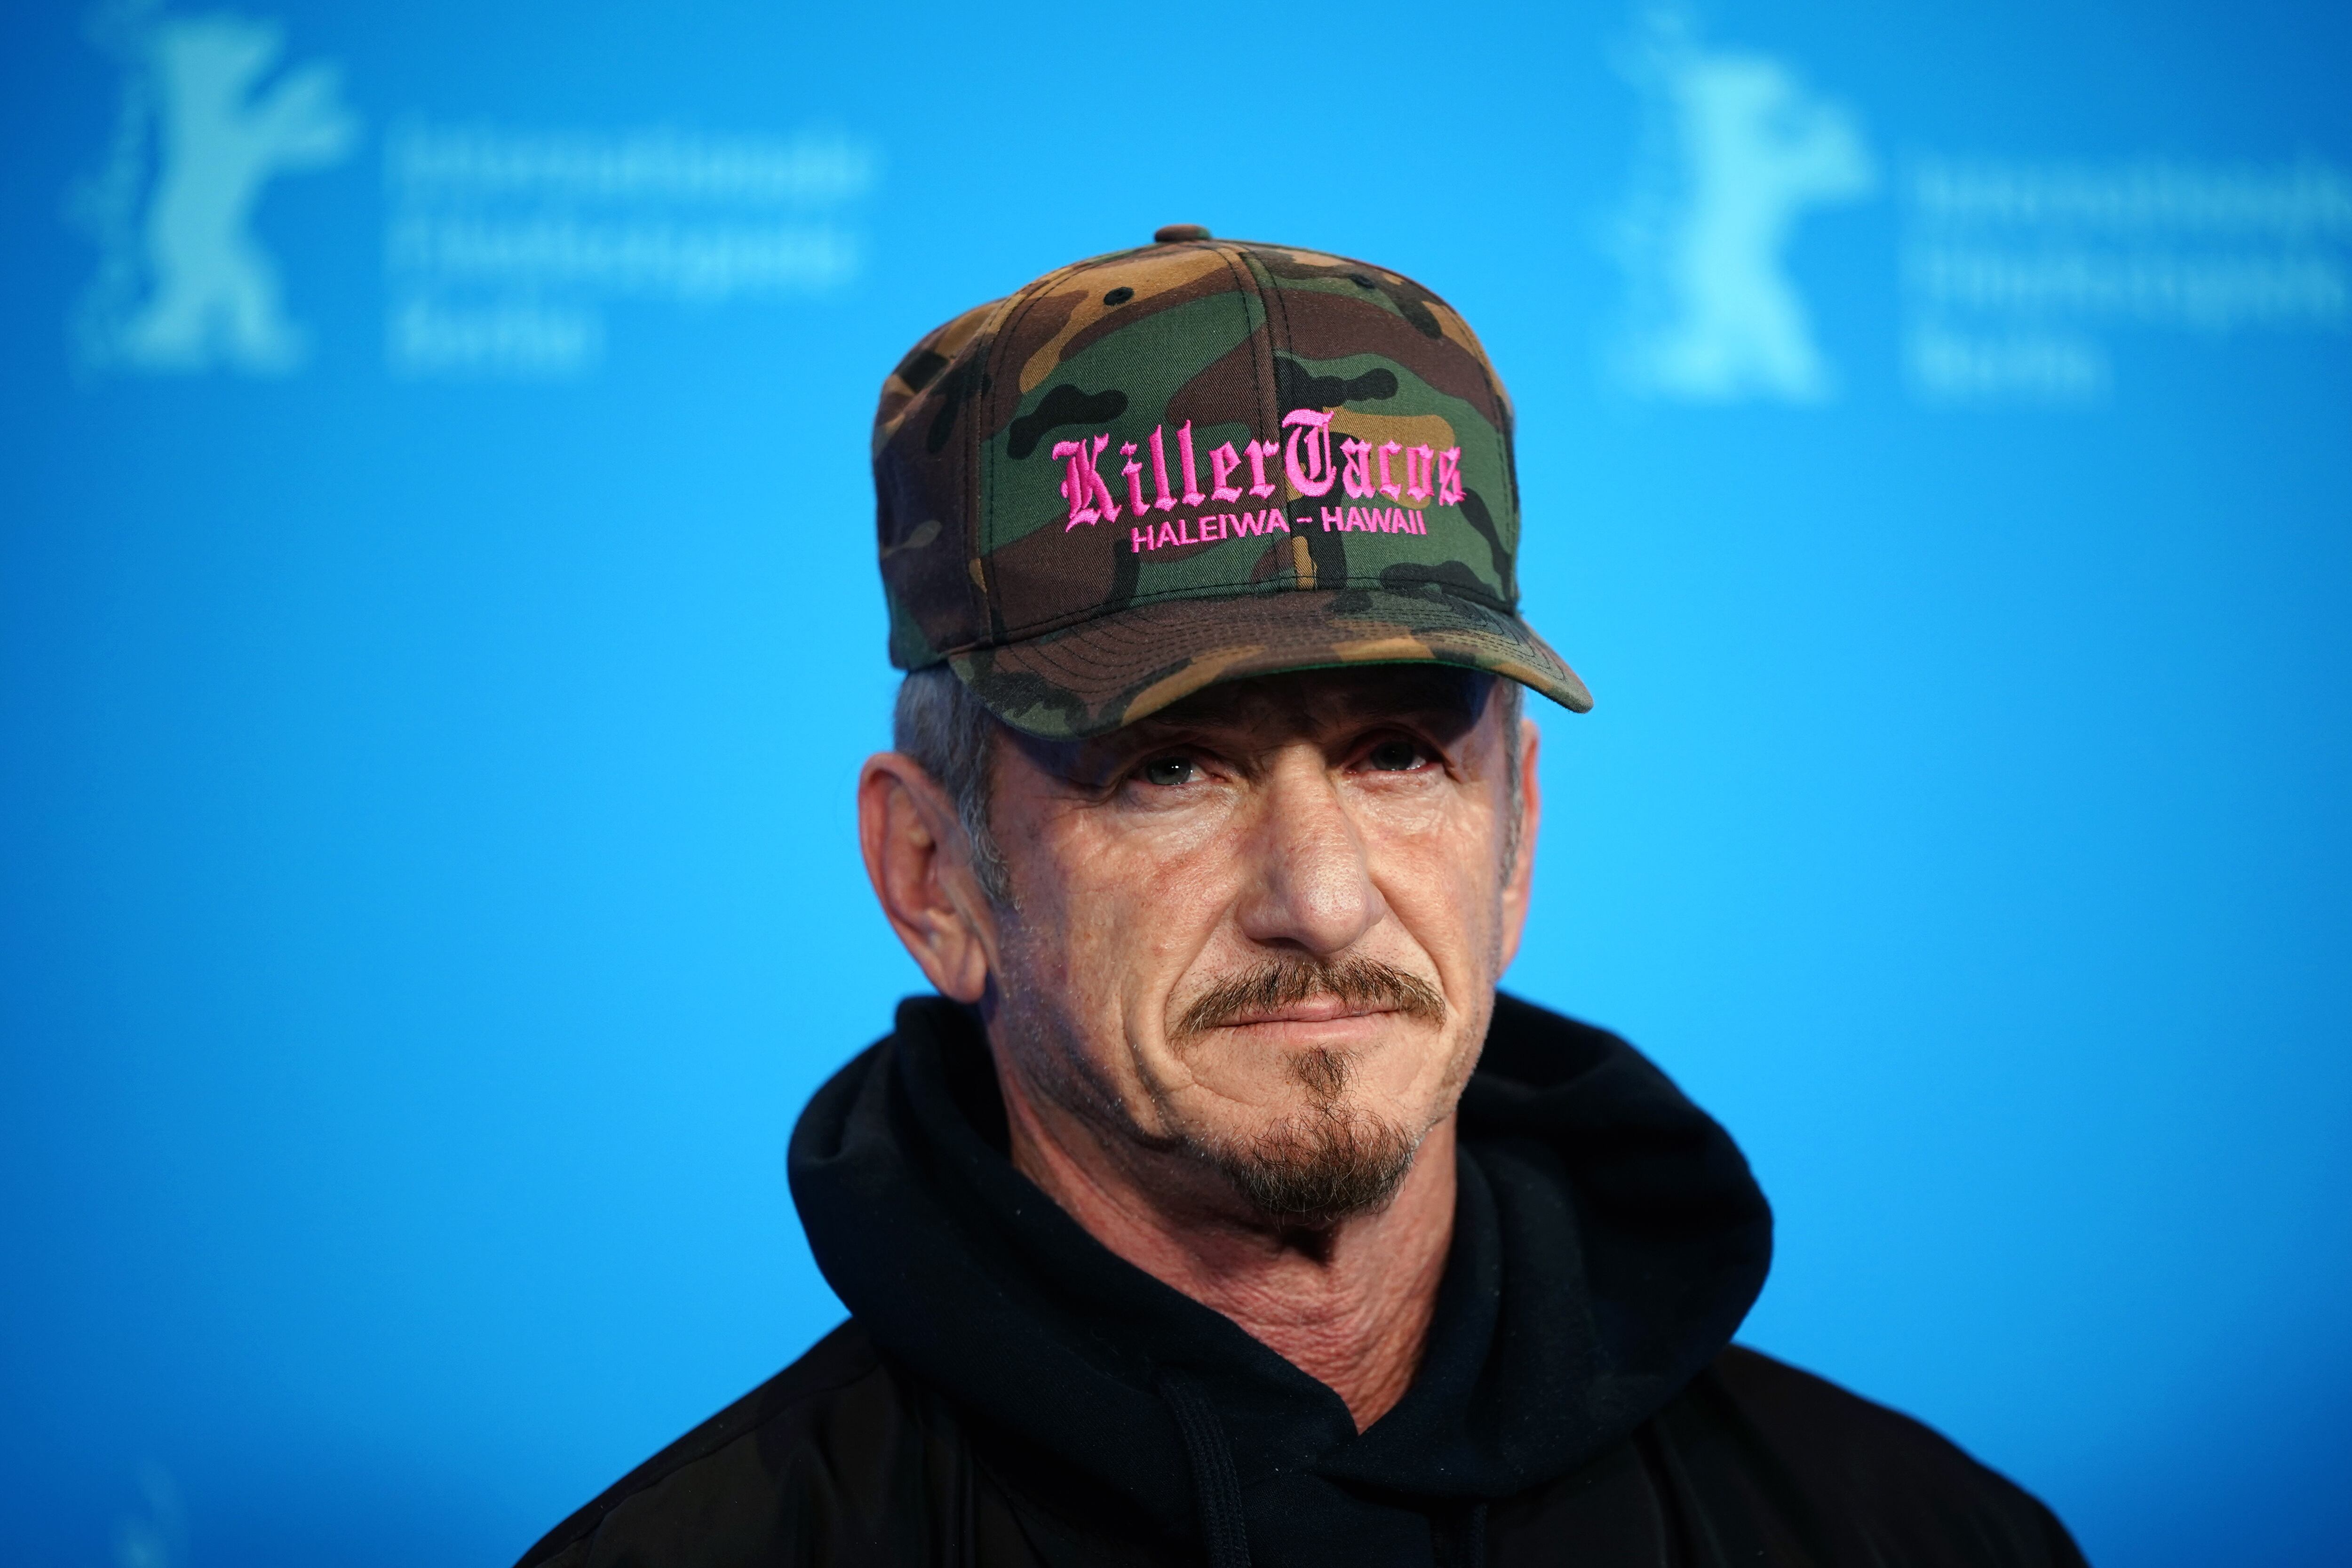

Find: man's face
<box><xmin>977</xmin><ymin>666</ymin><xmax>1539</xmax><ymax>1225</ymax></box>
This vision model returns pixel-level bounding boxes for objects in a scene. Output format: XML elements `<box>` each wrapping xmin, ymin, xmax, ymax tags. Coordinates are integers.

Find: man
<box><xmin>519</xmin><ymin>227</ymin><xmax>2085</xmax><ymax>1568</ymax></box>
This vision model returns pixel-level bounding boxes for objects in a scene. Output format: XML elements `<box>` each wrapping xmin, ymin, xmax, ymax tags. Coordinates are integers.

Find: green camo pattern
<box><xmin>872</xmin><ymin>235</ymin><xmax>1590</xmax><ymax>737</ymax></box>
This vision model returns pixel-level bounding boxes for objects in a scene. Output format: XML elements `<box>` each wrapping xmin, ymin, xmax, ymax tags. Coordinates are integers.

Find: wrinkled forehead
<box><xmin>1023</xmin><ymin>665</ymin><xmax>1504</xmax><ymax>772</ymax></box>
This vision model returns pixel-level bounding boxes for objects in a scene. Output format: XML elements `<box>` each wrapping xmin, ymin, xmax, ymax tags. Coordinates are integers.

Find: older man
<box><xmin>518</xmin><ymin>228</ymin><xmax>2083</xmax><ymax>1568</ymax></box>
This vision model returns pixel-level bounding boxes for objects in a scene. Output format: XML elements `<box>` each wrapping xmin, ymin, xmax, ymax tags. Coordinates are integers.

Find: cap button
<box><xmin>1153</xmin><ymin>223</ymin><xmax>1212</xmax><ymax>244</ymax></box>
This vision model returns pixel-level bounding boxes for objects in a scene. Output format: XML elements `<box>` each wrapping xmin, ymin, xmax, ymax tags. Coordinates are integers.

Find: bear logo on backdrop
<box><xmin>64</xmin><ymin>2</ymin><xmax>881</xmax><ymax>382</ymax></box>
<box><xmin>1612</xmin><ymin>4</ymin><xmax>1877</xmax><ymax>403</ymax></box>
<box><xmin>57</xmin><ymin>2</ymin><xmax>2342</xmax><ymax>396</ymax></box>
<box><xmin>1611</xmin><ymin>4</ymin><xmax>2351</xmax><ymax>406</ymax></box>
<box><xmin>70</xmin><ymin>1</ymin><xmax>359</xmax><ymax>376</ymax></box>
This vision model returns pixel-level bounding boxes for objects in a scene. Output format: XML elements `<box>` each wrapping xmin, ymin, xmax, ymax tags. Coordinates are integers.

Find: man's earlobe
<box><xmin>857</xmin><ymin>754</ymin><xmax>995</xmax><ymax>1003</ymax></box>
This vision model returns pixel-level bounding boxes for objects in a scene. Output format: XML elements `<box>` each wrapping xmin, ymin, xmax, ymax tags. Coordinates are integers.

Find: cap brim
<box><xmin>946</xmin><ymin>586</ymin><xmax>1592</xmax><ymax>739</ymax></box>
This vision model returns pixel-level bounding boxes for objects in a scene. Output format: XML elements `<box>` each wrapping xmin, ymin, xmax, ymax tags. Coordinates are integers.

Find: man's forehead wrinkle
<box><xmin>1110</xmin><ymin>669</ymin><xmax>1492</xmax><ymax>756</ymax></box>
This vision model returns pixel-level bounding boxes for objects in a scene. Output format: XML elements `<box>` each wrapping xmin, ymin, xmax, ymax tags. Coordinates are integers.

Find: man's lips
<box><xmin>1211</xmin><ymin>997</ymin><xmax>1405</xmax><ymax>1029</ymax></box>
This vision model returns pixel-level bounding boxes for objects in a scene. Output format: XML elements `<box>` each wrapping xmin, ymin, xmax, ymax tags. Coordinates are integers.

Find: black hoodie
<box><xmin>517</xmin><ymin>994</ymin><xmax>2085</xmax><ymax>1568</ymax></box>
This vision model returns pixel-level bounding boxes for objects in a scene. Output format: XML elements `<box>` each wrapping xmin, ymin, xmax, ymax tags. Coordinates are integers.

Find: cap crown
<box><xmin>874</xmin><ymin>239</ymin><xmax>1524</xmax><ymax>673</ymax></box>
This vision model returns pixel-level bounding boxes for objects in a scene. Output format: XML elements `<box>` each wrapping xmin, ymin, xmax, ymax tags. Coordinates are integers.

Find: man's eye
<box><xmin>1139</xmin><ymin>756</ymin><xmax>1198</xmax><ymax>788</ymax></box>
<box><xmin>1365</xmin><ymin>739</ymin><xmax>1427</xmax><ymax>772</ymax></box>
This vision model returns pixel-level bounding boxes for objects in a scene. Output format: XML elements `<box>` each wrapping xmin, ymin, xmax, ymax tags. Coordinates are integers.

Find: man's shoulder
<box><xmin>513</xmin><ymin>1319</ymin><xmax>929</xmax><ymax>1568</ymax></box>
<box><xmin>1683</xmin><ymin>1345</ymin><xmax>2087</xmax><ymax>1567</ymax></box>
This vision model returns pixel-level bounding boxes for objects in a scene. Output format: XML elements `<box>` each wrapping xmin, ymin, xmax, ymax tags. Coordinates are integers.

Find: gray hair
<box><xmin>893</xmin><ymin>666</ymin><xmax>1015</xmax><ymax>905</ymax></box>
<box><xmin>891</xmin><ymin>667</ymin><xmax>1526</xmax><ymax>911</ymax></box>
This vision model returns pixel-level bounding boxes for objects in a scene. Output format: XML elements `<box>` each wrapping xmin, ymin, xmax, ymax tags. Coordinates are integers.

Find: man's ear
<box><xmin>1497</xmin><ymin>716</ymin><xmax>1542</xmax><ymax>973</ymax></box>
<box><xmin>857</xmin><ymin>753</ymin><xmax>997</xmax><ymax>1003</ymax></box>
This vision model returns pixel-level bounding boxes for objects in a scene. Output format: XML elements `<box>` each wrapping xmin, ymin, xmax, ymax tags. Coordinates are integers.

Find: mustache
<box><xmin>1174</xmin><ymin>956</ymin><xmax>1447</xmax><ymax>1038</ymax></box>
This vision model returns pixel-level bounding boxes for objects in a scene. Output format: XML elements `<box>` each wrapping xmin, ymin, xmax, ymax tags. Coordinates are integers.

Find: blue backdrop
<box><xmin>5</xmin><ymin>1</ymin><xmax>2348</xmax><ymax>1563</ymax></box>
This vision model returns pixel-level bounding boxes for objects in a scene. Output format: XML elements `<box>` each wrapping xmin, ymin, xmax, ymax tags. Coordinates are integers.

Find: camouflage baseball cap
<box><xmin>873</xmin><ymin>225</ymin><xmax>1592</xmax><ymax>739</ymax></box>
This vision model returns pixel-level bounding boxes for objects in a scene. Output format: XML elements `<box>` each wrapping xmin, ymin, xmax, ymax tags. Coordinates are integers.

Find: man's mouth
<box><xmin>1176</xmin><ymin>957</ymin><xmax>1446</xmax><ymax>1037</ymax></box>
<box><xmin>1214</xmin><ymin>995</ymin><xmax>1403</xmax><ymax>1028</ymax></box>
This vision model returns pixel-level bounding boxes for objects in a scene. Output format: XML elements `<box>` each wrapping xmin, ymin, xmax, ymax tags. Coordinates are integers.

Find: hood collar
<box><xmin>788</xmin><ymin>993</ymin><xmax>1770</xmax><ymax>1557</ymax></box>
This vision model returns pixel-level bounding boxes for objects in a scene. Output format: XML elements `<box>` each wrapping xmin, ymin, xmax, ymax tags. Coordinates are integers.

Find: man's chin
<box><xmin>1191</xmin><ymin>1110</ymin><xmax>1421</xmax><ymax>1226</ymax></box>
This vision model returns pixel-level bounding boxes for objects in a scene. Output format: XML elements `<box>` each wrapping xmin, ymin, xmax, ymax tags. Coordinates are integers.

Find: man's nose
<box><xmin>1233</xmin><ymin>748</ymin><xmax>1385</xmax><ymax>956</ymax></box>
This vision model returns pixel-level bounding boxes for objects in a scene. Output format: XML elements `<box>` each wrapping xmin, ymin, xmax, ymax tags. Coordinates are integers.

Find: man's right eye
<box><xmin>1139</xmin><ymin>756</ymin><xmax>1198</xmax><ymax>788</ymax></box>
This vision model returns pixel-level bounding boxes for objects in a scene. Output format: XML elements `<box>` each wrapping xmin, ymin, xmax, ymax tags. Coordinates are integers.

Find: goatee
<box><xmin>1174</xmin><ymin>956</ymin><xmax>1443</xmax><ymax>1225</ymax></box>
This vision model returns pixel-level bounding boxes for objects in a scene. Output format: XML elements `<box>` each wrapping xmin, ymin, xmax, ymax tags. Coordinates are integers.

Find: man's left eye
<box><xmin>1365</xmin><ymin>740</ymin><xmax>1427</xmax><ymax>772</ymax></box>
<box><xmin>1139</xmin><ymin>756</ymin><xmax>1198</xmax><ymax>788</ymax></box>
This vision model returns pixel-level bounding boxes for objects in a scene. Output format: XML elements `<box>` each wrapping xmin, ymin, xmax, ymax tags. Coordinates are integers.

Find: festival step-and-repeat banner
<box><xmin>6</xmin><ymin>2</ymin><xmax>2347</xmax><ymax>1565</ymax></box>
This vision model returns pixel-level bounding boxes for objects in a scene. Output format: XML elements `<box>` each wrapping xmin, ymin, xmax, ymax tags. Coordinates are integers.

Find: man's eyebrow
<box><xmin>1062</xmin><ymin>723</ymin><xmax>1218</xmax><ymax>774</ymax></box>
<box><xmin>1008</xmin><ymin>729</ymin><xmax>1164</xmax><ymax>789</ymax></box>
<box><xmin>1124</xmin><ymin>700</ymin><xmax>1478</xmax><ymax>758</ymax></box>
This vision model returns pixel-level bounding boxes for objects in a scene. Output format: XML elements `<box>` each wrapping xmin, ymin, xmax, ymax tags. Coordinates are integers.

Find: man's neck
<box><xmin>998</xmin><ymin>1083</ymin><xmax>1457</xmax><ymax>1432</ymax></box>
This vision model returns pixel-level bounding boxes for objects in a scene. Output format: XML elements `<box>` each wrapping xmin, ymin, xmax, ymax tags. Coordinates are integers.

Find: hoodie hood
<box><xmin>788</xmin><ymin>993</ymin><xmax>1771</xmax><ymax>1567</ymax></box>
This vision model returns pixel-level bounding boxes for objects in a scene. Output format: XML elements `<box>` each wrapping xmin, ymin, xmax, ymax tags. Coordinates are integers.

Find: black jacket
<box><xmin>518</xmin><ymin>995</ymin><xmax>2086</xmax><ymax>1568</ymax></box>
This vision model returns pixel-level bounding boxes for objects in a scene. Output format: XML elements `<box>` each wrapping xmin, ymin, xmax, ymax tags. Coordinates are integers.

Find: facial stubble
<box><xmin>1168</xmin><ymin>956</ymin><xmax>1450</xmax><ymax>1226</ymax></box>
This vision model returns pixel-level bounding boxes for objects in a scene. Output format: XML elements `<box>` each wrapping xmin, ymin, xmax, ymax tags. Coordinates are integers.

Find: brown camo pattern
<box><xmin>873</xmin><ymin>235</ymin><xmax>1591</xmax><ymax>737</ymax></box>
